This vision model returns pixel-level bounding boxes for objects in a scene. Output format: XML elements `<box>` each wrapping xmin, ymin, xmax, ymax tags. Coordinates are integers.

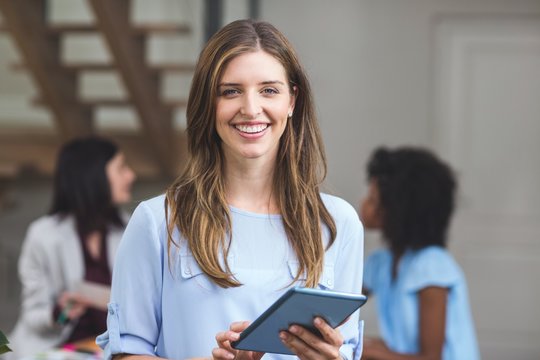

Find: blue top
<box><xmin>97</xmin><ymin>194</ymin><xmax>364</xmax><ymax>360</ymax></box>
<box><xmin>363</xmin><ymin>246</ymin><xmax>480</xmax><ymax>360</ymax></box>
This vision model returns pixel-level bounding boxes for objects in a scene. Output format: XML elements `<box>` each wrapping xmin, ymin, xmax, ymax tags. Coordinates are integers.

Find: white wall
<box><xmin>1</xmin><ymin>1</ymin><xmax>540</xmax><ymax>358</ymax></box>
<box><xmin>261</xmin><ymin>1</ymin><xmax>540</xmax><ymax>359</ymax></box>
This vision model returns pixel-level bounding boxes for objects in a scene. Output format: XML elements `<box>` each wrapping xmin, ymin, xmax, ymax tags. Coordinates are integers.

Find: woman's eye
<box><xmin>262</xmin><ymin>88</ymin><xmax>278</xmax><ymax>95</ymax></box>
<box><xmin>221</xmin><ymin>88</ymin><xmax>240</xmax><ymax>97</ymax></box>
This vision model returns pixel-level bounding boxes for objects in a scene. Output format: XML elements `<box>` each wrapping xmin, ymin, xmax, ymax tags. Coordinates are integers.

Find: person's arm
<box><xmin>17</xmin><ymin>224</ymin><xmax>62</xmax><ymax>332</ymax></box>
<box><xmin>113</xmin><ymin>355</ymin><xmax>162</xmax><ymax>360</ymax></box>
<box><xmin>113</xmin><ymin>355</ymin><xmax>208</xmax><ymax>360</ymax></box>
<box><xmin>97</xmin><ymin>202</ymin><xmax>164</xmax><ymax>360</ymax></box>
<box><xmin>361</xmin><ymin>286</ymin><xmax>447</xmax><ymax>360</ymax></box>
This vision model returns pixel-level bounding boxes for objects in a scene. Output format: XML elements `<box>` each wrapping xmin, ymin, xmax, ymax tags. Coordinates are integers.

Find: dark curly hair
<box><xmin>366</xmin><ymin>146</ymin><xmax>457</xmax><ymax>258</ymax></box>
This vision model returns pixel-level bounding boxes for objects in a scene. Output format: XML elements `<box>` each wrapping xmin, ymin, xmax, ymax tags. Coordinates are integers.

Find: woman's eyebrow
<box><xmin>218</xmin><ymin>82</ymin><xmax>241</xmax><ymax>87</ymax></box>
<box><xmin>218</xmin><ymin>80</ymin><xmax>286</xmax><ymax>87</ymax></box>
<box><xmin>260</xmin><ymin>80</ymin><xmax>286</xmax><ymax>86</ymax></box>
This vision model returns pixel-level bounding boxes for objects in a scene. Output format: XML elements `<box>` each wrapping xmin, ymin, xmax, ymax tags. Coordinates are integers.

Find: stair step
<box><xmin>46</xmin><ymin>23</ymin><xmax>191</xmax><ymax>35</ymax></box>
<box><xmin>11</xmin><ymin>62</ymin><xmax>195</xmax><ymax>73</ymax></box>
<box><xmin>32</xmin><ymin>97</ymin><xmax>187</xmax><ymax>108</ymax></box>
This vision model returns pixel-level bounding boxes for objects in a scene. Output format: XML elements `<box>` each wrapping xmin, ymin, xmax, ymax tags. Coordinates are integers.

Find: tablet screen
<box><xmin>231</xmin><ymin>287</ymin><xmax>367</xmax><ymax>355</ymax></box>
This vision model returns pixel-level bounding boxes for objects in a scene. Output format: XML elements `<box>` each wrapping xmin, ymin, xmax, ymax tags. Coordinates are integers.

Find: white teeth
<box><xmin>235</xmin><ymin>124</ymin><xmax>268</xmax><ymax>134</ymax></box>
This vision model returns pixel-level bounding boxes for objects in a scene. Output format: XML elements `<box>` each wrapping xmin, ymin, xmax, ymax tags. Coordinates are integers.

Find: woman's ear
<box><xmin>289</xmin><ymin>85</ymin><xmax>297</xmax><ymax>115</ymax></box>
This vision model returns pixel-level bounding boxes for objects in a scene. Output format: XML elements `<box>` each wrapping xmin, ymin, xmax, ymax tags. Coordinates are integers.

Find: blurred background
<box><xmin>0</xmin><ymin>0</ymin><xmax>538</xmax><ymax>359</ymax></box>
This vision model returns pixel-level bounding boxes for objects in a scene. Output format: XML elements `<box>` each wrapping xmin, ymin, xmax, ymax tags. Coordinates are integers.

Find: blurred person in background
<box><xmin>360</xmin><ymin>147</ymin><xmax>479</xmax><ymax>360</ymax></box>
<box><xmin>7</xmin><ymin>136</ymin><xmax>136</xmax><ymax>359</ymax></box>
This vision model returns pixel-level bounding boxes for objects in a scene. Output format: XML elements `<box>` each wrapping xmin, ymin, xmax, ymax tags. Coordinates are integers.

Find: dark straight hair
<box><xmin>50</xmin><ymin>136</ymin><xmax>125</xmax><ymax>241</ymax></box>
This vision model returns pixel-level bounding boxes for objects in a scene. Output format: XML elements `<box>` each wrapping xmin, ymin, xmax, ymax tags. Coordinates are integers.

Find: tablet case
<box><xmin>231</xmin><ymin>287</ymin><xmax>367</xmax><ymax>355</ymax></box>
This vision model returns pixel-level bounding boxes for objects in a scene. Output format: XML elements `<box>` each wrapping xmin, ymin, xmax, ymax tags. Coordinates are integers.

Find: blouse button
<box><xmin>327</xmin><ymin>278</ymin><xmax>333</xmax><ymax>287</ymax></box>
<box><xmin>109</xmin><ymin>308</ymin><xmax>115</xmax><ymax>315</ymax></box>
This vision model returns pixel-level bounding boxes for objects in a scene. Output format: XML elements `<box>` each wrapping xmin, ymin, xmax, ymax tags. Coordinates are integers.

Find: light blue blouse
<box><xmin>363</xmin><ymin>246</ymin><xmax>480</xmax><ymax>360</ymax></box>
<box><xmin>97</xmin><ymin>194</ymin><xmax>364</xmax><ymax>360</ymax></box>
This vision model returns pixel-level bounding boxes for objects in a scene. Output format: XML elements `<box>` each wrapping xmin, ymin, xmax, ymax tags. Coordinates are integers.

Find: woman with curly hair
<box><xmin>360</xmin><ymin>147</ymin><xmax>479</xmax><ymax>360</ymax></box>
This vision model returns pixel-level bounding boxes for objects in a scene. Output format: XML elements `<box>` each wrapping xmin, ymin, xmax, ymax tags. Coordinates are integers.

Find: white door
<box><xmin>434</xmin><ymin>15</ymin><xmax>540</xmax><ymax>360</ymax></box>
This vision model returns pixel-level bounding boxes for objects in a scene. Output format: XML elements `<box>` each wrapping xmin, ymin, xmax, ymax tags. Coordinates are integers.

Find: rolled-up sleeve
<box><xmin>330</xmin><ymin>199</ymin><xmax>365</xmax><ymax>360</ymax></box>
<box><xmin>97</xmin><ymin>201</ymin><xmax>164</xmax><ymax>360</ymax></box>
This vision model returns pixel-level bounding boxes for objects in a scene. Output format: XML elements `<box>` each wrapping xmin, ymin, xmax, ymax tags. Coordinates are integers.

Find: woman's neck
<box><xmin>85</xmin><ymin>231</ymin><xmax>102</xmax><ymax>260</ymax></box>
<box><xmin>224</xmin><ymin>157</ymin><xmax>279</xmax><ymax>214</ymax></box>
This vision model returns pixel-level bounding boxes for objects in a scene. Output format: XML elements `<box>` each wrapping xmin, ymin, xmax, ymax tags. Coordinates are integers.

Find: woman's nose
<box><xmin>127</xmin><ymin>166</ymin><xmax>137</xmax><ymax>183</ymax></box>
<box><xmin>240</xmin><ymin>92</ymin><xmax>262</xmax><ymax>118</ymax></box>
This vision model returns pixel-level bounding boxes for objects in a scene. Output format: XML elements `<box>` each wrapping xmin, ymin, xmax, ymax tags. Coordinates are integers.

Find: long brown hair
<box><xmin>166</xmin><ymin>19</ymin><xmax>336</xmax><ymax>288</ymax></box>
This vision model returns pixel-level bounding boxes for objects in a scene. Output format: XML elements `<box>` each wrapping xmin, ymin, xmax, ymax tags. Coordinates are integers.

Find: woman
<box><xmin>360</xmin><ymin>147</ymin><xmax>480</xmax><ymax>360</ymax></box>
<box><xmin>9</xmin><ymin>136</ymin><xmax>136</xmax><ymax>359</ymax></box>
<box><xmin>97</xmin><ymin>19</ymin><xmax>364</xmax><ymax>360</ymax></box>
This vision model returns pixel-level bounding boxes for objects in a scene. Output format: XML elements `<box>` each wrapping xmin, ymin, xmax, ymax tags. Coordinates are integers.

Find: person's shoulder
<box><xmin>367</xmin><ymin>248</ymin><xmax>391</xmax><ymax>264</ymax></box>
<box><xmin>320</xmin><ymin>193</ymin><xmax>358</xmax><ymax>221</ymax></box>
<box><xmin>414</xmin><ymin>246</ymin><xmax>457</xmax><ymax>268</ymax></box>
<box><xmin>127</xmin><ymin>194</ymin><xmax>168</xmax><ymax>233</ymax></box>
<box><xmin>27</xmin><ymin>214</ymin><xmax>67</xmax><ymax>233</ymax></box>
<box><xmin>365</xmin><ymin>248</ymin><xmax>391</xmax><ymax>273</ymax></box>
<box><xmin>364</xmin><ymin>248</ymin><xmax>391</xmax><ymax>289</ymax></box>
<box><xmin>24</xmin><ymin>214</ymin><xmax>71</xmax><ymax>247</ymax></box>
<box><xmin>135</xmin><ymin>194</ymin><xmax>167</xmax><ymax>217</ymax></box>
<box><xmin>139</xmin><ymin>193</ymin><xmax>166</xmax><ymax>207</ymax></box>
<box><xmin>405</xmin><ymin>246</ymin><xmax>463</xmax><ymax>287</ymax></box>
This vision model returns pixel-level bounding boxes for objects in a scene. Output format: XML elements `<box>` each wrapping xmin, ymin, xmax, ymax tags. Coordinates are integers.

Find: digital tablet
<box><xmin>231</xmin><ymin>287</ymin><xmax>367</xmax><ymax>355</ymax></box>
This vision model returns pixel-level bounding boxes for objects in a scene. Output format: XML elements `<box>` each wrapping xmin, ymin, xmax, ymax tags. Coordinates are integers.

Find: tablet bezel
<box><xmin>231</xmin><ymin>287</ymin><xmax>367</xmax><ymax>355</ymax></box>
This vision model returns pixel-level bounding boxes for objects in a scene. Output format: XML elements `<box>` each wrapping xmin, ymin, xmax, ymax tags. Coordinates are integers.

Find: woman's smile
<box><xmin>215</xmin><ymin>50</ymin><xmax>295</xmax><ymax>161</ymax></box>
<box><xmin>233</xmin><ymin>123</ymin><xmax>271</xmax><ymax>139</ymax></box>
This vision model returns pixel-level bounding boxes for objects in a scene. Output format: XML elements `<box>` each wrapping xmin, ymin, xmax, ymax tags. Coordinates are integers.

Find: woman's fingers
<box><xmin>213</xmin><ymin>331</ymin><xmax>237</xmax><ymax>360</ymax></box>
<box><xmin>280</xmin><ymin>319</ymin><xmax>344</xmax><ymax>360</ymax></box>
<box><xmin>214</xmin><ymin>321</ymin><xmax>261</xmax><ymax>360</ymax></box>
<box><xmin>229</xmin><ymin>321</ymin><xmax>251</xmax><ymax>332</ymax></box>
<box><xmin>212</xmin><ymin>346</ymin><xmax>235</xmax><ymax>360</ymax></box>
<box><xmin>313</xmin><ymin>317</ymin><xmax>344</xmax><ymax>347</ymax></box>
<box><xmin>280</xmin><ymin>330</ymin><xmax>318</xmax><ymax>359</ymax></box>
<box><xmin>67</xmin><ymin>303</ymin><xmax>87</xmax><ymax>319</ymax></box>
<box><xmin>215</xmin><ymin>330</ymin><xmax>240</xmax><ymax>351</ymax></box>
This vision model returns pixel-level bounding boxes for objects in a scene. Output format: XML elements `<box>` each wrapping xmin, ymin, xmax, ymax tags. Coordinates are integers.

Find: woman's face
<box><xmin>106</xmin><ymin>152</ymin><xmax>136</xmax><ymax>205</ymax></box>
<box><xmin>360</xmin><ymin>179</ymin><xmax>384</xmax><ymax>230</ymax></box>
<box><xmin>215</xmin><ymin>50</ymin><xmax>295</xmax><ymax>163</ymax></box>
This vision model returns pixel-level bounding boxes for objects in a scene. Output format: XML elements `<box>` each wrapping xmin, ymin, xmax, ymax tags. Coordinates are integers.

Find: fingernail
<box><xmin>289</xmin><ymin>326</ymin><xmax>298</xmax><ymax>334</ymax></box>
<box><xmin>280</xmin><ymin>332</ymin><xmax>288</xmax><ymax>341</ymax></box>
<box><xmin>227</xmin><ymin>353</ymin><xmax>234</xmax><ymax>359</ymax></box>
<box><xmin>314</xmin><ymin>317</ymin><xmax>322</xmax><ymax>325</ymax></box>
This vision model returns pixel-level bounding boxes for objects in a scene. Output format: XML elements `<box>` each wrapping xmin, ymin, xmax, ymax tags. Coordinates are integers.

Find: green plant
<box><xmin>0</xmin><ymin>330</ymin><xmax>11</xmax><ymax>355</ymax></box>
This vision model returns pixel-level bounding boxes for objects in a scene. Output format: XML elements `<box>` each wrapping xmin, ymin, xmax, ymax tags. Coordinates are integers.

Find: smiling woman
<box><xmin>215</xmin><ymin>50</ymin><xmax>295</xmax><ymax>163</ymax></box>
<box><xmin>96</xmin><ymin>19</ymin><xmax>365</xmax><ymax>360</ymax></box>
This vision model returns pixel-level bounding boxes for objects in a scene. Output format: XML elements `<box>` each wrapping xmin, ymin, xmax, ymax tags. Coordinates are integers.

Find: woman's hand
<box><xmin>212</xmin><ymin>321</ymin><xmax>264</xmax><ymax>360</ymax></box>
<box><xmin>57</xmin><ymin>291</ymin><xmax>92</xmax><ymax>321</ymax></box>
<box><xmin>279</xmin><ymin>317</ymin><xmax>344</xmax><ymax>360</ymax></box>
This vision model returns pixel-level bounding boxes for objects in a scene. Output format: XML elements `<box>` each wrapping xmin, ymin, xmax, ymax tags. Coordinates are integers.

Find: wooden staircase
<box><xmin>0</xmin><ymin>0</ymin><xmax>194</xmax><ymax>179</ymax></box>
